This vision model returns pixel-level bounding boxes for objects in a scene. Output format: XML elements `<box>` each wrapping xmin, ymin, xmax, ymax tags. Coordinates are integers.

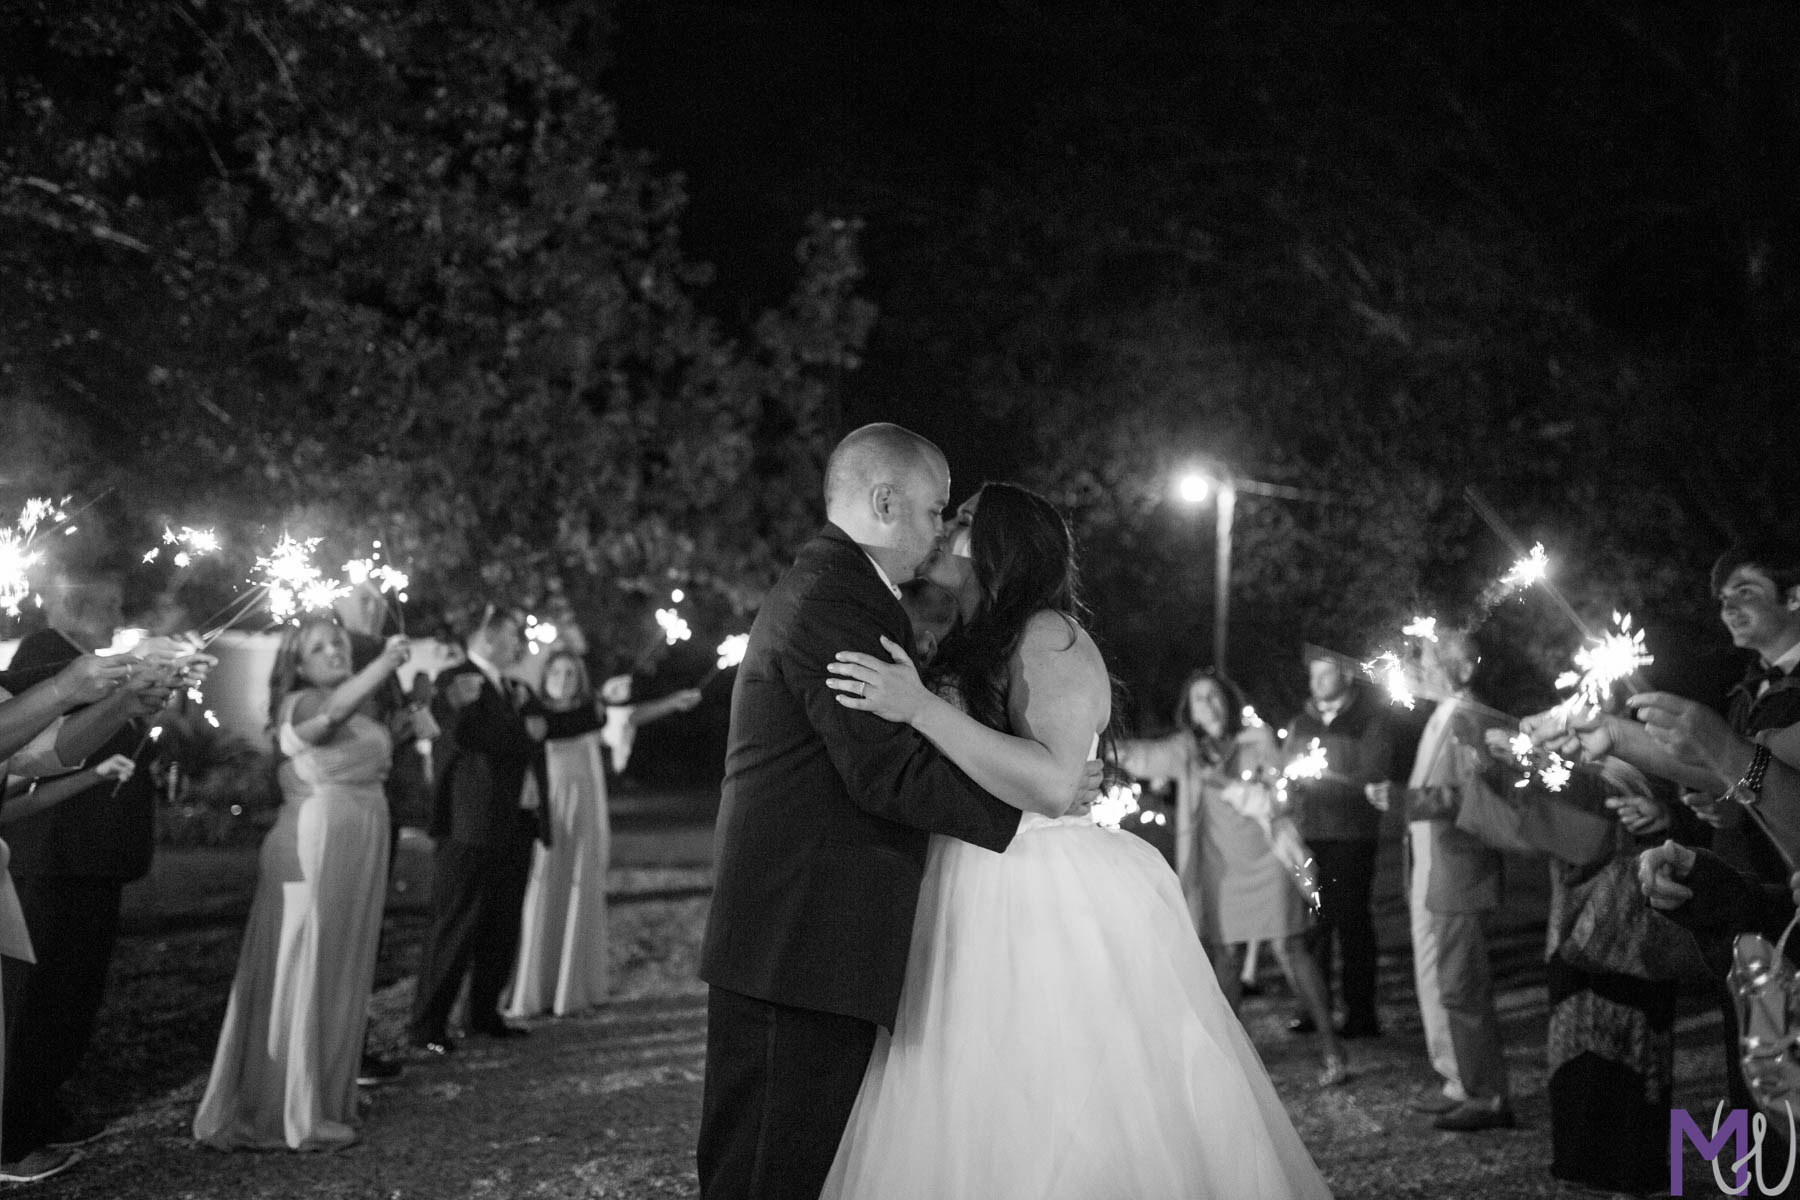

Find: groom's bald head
<box><xmin>825</xmin><ymin>423</ymin><xmax>951</xmax><ymax>574</ymax></box>
<box><xmin>824</xmin><ymin>424</ymin><xmax>944</xmax><ymax>515</ymax></box>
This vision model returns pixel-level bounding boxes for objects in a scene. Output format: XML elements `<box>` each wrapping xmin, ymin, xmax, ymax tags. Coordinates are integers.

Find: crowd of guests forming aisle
<box><xmin>6</xmin><ymin>462</ymin><xmax>1800</xmax><ymax>1196</ymax></box>
<box><xmin>1103</xmin><ymin>534</ymin><xmax>1800</xmax><ymax>1197</ymax></box>
<box><xmin>0</xmin><ymin>570</ymin><xmax>698</xmax><ymax>1183</ymax></box>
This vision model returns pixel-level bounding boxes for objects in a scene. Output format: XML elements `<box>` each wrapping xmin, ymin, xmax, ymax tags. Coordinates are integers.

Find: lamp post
<box><xmin>1175</xmin><ymin>468</ymin><xmax>1339</xmax><ymax>672</ymax></box>
<box><xmin>1176</xmin><ymin>470</ymin><xmax>1236</xmax><ymax>670</ymax></box>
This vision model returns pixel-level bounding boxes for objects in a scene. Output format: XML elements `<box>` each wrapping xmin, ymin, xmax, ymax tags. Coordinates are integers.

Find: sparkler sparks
<box><xmin>1500</xmin><ymin>542</ymin><xmax>1550</xmax><ymax>592</ymax></box>
<box><xmin>144</xmin><ymin>525</ymin><xmax>222</xmax><ymax>569</ymax></box>
<box><xmin>2</xmin><ymin>497</ymin><xmax>73</xmax><ymax>616</ymax></box>
<box><xmin>343</xmin><ymin>555</ymin><xmax>409</xmax><ymax>596</ymax></box>
<box><xmin>1364</xmin><ymin>651</ymin><xmax>1416</xmax><ymax>709</ymax></box>
<box><xmin>256</xmin><ymin>534</ymin><xmax>348</xmax><ymax>623</ymax></box>
<box><xmin>1555</xmin><ymin>611</ymin><xmax>1653</xmax><ymax>710</ymax></box>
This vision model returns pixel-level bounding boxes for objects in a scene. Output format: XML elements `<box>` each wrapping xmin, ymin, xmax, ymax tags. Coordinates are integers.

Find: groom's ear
<box><xmin>868</xmin><ymin>482</ymin><xmax>895</xmax><ymax>523</ymax></box>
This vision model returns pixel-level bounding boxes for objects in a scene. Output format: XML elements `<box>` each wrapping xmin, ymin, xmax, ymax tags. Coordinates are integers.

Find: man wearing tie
<box><xmin>408</xmin><ymin>606</ymin><xmax>548</xmax><ymax>1053</ymax></box>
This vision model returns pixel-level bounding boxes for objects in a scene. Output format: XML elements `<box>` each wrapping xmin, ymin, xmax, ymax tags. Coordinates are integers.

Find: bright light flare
<box><xmin>97</xmin><ymin>628</ymin><xmax>148</xmax><ymax>657</ymax></box>
<box><xmin>1402</xmin><ymin>616</ymin><xmax>1439</xmax><ymax>642</ymax></box>
<box><xmin>655</xmin><ymin>607</ymin><xmax>691</xmax><ymax>645</ymax></box>
<box><xmin>1093</xmin><ymin>779</ymin><xmax>1143</xmax><ymax>830</ymax></box>
<box><xmin>1176</xmin><ymin>472</ymin><xmax>1213</xmax><ymax>505</ymax></box>
<box><xmin>1283</xmin><ymin>738</ymin><xmax>1329</xmax><ymax>782</ymax></box>
<box><xmin>716</xmin><ymin>633</ymin><xmax>749</xmax><ymax>671</ymax></box>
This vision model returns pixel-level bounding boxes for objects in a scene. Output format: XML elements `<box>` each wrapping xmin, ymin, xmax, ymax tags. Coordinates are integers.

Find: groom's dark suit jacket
<box><xmin>700</xmin><ymin>524</ymin><xmax>1021</xmax><ymax>1029</ymax></box>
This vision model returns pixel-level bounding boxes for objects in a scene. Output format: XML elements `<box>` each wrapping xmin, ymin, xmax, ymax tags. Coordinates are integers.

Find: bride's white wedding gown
<box><xmin>821</xmin><ymin>799</ymin><xmax>1335</xmax><ymax>1198</ymax></box>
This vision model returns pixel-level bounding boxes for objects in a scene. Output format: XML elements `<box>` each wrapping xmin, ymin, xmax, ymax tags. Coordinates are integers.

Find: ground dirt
<box><xmin>10</xmin><ymin>829</ymin><xmax>1747</xmax><ymax>1199</ymax></box>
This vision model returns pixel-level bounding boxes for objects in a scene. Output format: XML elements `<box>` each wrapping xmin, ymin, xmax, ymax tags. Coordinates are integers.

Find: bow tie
<box><xmin>1738</xmin><ymin>662</ymin><xmax>1789</xmax><ymax>697</ymax></box>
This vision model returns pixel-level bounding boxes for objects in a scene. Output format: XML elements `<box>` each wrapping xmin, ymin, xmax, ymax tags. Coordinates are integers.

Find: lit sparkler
<box><xmin>1499</xmin><ymin>543</ymin><xmax>1550</xmax><ymax>592</ymax></box>
<box><xmin>342</xmin><ymin>554</ymin><xmax>409</xmax><ymax>596</ymax></box>
<box><xmin>2</xmin><ymin>496</ymin><xmax>73</xmax><ymax>616</ymax></box>
<box><xmin>1364</xmin><ymin>651</ymin><xmax>1416</xmax><ymax>710</ymax></box>
<box><xmin>1555</xmin><ymin>611</ymin><xmax>1653</xmax><ymax>710</ymax></box>
<box><xmin>144</xmin><ymin>525</ymin><xmax>221</xmax><ymax>569</ymax></box>
<box><xmin>256</xmin><ymin>534</ymin><xmax>348</xmax><ymax>623</ymax></box>
<box><xmin>695</xmin><ymin>633</ymin><xmax>750</xmax><ymax>690</ymax></box>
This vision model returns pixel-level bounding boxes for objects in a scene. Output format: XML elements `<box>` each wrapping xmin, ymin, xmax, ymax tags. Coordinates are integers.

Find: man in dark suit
<box><xmin>696</xmin><ymin>423</ymin><xmax>1089</xmax><ymax>1200</ymax></box>
<box><xmin>407</xmin><ymin>605</ymin><xmax>547</xmax><ymax>1052</ymax></box>
<box><xmin>0</xmin><ymin>566</ymin><xmax>182</xmax><ymax>1163</ymax></box>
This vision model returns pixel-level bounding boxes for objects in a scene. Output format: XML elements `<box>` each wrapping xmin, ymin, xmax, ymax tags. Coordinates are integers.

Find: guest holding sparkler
<box><xmin>1283</xmin><ymin>648</ymin><xmax>1395</xmax><ymax>1041</ymax></box>
<box><xmin>1532</xmin><ymin>536</ymin><xmax>1800</xmax><ymax>1126</ymax></box>
<box><xmin>194</xmin><ymin>615</ymin><xmax>410</xmax><ymax>1150</ymax></box>
<box><xmin>1</xmin><ymin>564</ymin><xmax>205</xmax><ymax>1169</ymax></box>
<box><xmin>0</xmin><ymin>651</ymin><xmax>148</xmax><ymax>1186</ymax></box>
<box><xmin>334</xmin><ymin>578</ymin><xmax>430</xmax><ymax>1086</ymax></box>
<box><xmin>1374</xmin><ymin>629</ymin><xmax>1515</xmax><ymax>1131</ymax></box>
<box><xmin>1115</xmin><ymin>668</ymin><xmax>1346</xmax><ymax>1084</ymax></box>
<box><xmin>408</xmin><ymin>606</ymin><xmax>548</xmax><ymax>1052</ymax></box>
<box><xmin>504</xmin><ymin>649</ymin><xmax>698</xmax><ymax>1017</ymax></box>
<box><xmin>1487</xmin><ymin>736</ymin><xmax>1705</xmax><ymax>1195</ymax></box>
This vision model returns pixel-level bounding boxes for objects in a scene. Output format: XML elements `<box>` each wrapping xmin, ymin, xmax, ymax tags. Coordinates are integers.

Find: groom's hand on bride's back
<box><xmin>1065</xmin><ymin>757</ymin><xmax>1104</xmax><ymax>818</ymax></box>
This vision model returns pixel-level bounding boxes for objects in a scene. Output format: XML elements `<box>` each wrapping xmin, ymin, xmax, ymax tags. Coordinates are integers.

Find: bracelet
<box><xmin>1727</xmin><ymin>742</ymin><xmax>1774</xmax><ymax>808</ymax></box>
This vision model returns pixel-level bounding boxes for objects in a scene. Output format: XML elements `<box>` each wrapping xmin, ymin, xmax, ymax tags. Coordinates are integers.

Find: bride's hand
<box><xmin>829</xmin><ymin>636</ymin><xmax>931</xmax><ymax>725</ymax></box>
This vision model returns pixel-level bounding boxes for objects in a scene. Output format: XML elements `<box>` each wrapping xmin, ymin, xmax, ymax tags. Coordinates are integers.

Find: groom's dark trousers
<box><xmin>696</xmin><ymin>524</ymin><xmax>1020</xmax><ymax>1199</ymax></box>
<box><xmin>697</xmin><ymin>988</ymin><xmax>876</xmax><ymax>1197</ymax></box>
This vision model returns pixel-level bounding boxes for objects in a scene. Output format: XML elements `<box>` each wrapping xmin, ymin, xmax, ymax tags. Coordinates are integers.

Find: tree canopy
<box><xmin>2</xmin><ymin>0</ymin><xmax>871</xmax><ymax>660</ymax></box>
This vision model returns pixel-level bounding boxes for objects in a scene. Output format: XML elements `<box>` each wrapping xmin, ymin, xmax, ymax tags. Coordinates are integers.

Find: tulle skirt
<box><xmin>821</xmin><ymin>814</ymin><xmax>1334</xmax><ymax>1200</ymax></box>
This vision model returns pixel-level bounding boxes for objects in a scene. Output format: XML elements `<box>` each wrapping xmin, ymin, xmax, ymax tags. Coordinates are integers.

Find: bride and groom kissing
<box><xmin>697</xmin><ymin>423</ymin><xmax>1333</xmax><ymax>1199</ymax></box>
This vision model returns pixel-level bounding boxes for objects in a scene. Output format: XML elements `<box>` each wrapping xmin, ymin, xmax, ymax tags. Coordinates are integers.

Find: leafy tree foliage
<box><xmin>2</xmin><ymin>0</ymin><xmax>871</xmax><ymax>659</ymax></box>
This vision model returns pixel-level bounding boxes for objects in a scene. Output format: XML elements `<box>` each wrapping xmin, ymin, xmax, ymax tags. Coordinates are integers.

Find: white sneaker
<box><xmin>0</xmin><ymin>1146</ymin><xmax>82</xmax><ymax>1183</ymax></box>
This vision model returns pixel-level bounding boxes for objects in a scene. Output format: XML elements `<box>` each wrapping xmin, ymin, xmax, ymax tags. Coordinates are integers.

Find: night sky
<box><xmin>599</xmin><ymin>1</ymin><xmax>1800</xmax><ymax>491</ymax></box>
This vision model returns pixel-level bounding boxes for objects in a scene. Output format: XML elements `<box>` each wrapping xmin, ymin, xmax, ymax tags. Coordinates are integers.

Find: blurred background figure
<box><xmin>505</xmin><ymin>650</ymin><xmax>699</xmax><ymax>1018</ymax></box>
<box><xmin>1116</xmin><ymin>667</ymin><xmax>1344</xmax><ymax>1084</ymax></box>
<box><xmin>1283</xmin><ymin>648</ymin><xmax>1395</xmax><ymax>1042</ymax></box>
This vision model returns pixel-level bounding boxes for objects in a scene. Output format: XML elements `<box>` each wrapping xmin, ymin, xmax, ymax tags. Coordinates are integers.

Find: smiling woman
<box><xmin>193</xmin><ymin>615</ymin><xmax>411</xmax><ymax>1151</ymax></box>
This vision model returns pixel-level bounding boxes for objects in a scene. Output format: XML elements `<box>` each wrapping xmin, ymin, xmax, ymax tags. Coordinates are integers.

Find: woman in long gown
<box><xmin>820</xmin><ymin>482</ymin><xmax>1333</xmax><ymax>1200</ymax></box>
<box><xmin>1117</xmin><ymin>668</ymin><xmax>1345</xmax><ymax>1083</ymax></box>
<box><xmin>505</xmin><ymin>652</ymin><xmax>700</xmax><ymax>1017</ymax></box>
<box><xmin>194</xmin><ymin>616</ymin><xmax>408</xmax><ymax>1151</ymax></box>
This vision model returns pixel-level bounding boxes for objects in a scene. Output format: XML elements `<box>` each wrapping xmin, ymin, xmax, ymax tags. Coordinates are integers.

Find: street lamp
<box><xmin>1175</xmin><ymin>469</ymin><xmax>1236</xmax><ymax>670</ymax></box>
<box><xmin>1175</xmin><ymin>467</ymin><xmax>1340</xmax><ymax>672</ymax></box>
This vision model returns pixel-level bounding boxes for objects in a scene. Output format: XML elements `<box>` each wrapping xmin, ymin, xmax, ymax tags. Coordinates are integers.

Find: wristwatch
<box><xmin>1726</xmin><ymin>742</ymin><xmax>1774</xmax><ymax>808</ymax></box>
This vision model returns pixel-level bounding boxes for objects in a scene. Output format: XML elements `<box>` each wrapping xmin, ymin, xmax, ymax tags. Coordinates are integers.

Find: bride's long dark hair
<box><xmin>935</xmin><ymin>482</ymin><xmax>1091</xmax><ymax>734</ymax></box>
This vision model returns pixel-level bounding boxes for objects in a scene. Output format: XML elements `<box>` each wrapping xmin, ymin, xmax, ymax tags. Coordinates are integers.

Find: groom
<box><xmin>699</xmin><ymin>424</ymin><xmax>1042</xmax><ymax>1198</ymax></box>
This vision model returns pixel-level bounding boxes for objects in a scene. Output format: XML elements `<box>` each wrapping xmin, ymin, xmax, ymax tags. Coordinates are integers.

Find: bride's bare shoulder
<box><xmin>1018</xmin><ymin>611</ymin><xmax>1106</xmax><ymax>670</ymax></box>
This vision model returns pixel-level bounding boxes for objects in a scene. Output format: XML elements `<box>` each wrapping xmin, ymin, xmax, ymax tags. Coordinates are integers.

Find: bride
<box><xmin>820</xmin><ymin>481</ymin><xmax>1333</xmax><ymax>1199</ymax></box>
